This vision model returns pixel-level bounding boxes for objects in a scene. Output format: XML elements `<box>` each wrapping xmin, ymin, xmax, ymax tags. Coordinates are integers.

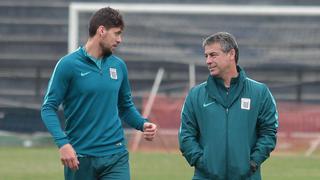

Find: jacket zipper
<box><xmin>99</xmin><ymin>60</ymin><xmax>103</xmax><ymax>75</ymax></box>
<box><xmin>226</xmin><ymin>90</ymin><xmax>229</xmax><ymax>179</ymax></box>
<box><xmin>94</xmin><ymin>61</ymin><xmax>103</xmax><ymax>75</ymax></box>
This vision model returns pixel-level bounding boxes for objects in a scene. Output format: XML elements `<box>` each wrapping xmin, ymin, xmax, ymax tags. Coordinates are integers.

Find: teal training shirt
<box><xmin>41</xmin><ymin>47</ymin><xmax>147</xmax><ymax>156</ymax></box>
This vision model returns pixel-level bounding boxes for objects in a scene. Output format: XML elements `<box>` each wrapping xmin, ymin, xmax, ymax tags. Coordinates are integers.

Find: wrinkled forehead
<box><xmin>204</xmin><ymin>43</ymin><xmax>224</xmax><ymax>53</ymax></box>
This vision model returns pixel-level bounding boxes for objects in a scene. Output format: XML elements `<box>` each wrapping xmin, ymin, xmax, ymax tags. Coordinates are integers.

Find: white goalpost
<box><xmin>68</xmin><ymin>2</ymin><xmax>320</xmax><ymax>153</ymax></box>
<box><xmin>68</xmin><ymin>3</ymin><xmax>320</xmax><ymax>53</ymax></box>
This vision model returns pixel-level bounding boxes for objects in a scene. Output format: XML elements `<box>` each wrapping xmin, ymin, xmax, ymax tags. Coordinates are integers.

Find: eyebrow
<box><xmin>205</xmin><ymin>51</ymin><xmax>219</xmax><ymax>55</ymax></box>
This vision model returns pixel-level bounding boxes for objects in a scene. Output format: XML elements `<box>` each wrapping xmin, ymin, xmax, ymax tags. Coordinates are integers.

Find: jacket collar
<box><xmin>78</xmin><ymin>46</ymin><xmax>112</xmax><ymax>64</ymax></box>
<box><xmin>205</xmin><ymin>66</ymin><xmax>247</xmax><ymax>108</ymax></box>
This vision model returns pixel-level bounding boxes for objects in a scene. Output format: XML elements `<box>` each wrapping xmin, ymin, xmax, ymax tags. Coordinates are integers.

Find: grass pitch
<box><xmin>0</xmin><ymin>147</ymin><xmax>319</xmax><ymax>180</ymax></box>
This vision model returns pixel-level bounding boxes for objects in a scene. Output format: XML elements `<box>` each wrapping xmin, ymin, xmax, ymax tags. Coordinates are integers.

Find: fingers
<box><xmin>59</xmin><ymin>144</ymin><xmax>79</xmax><ymax>170</ymax></box>
<box><xmin>143</xmin><ymin>123</ymin><xmax>157</xmax><ymax>141</ymax></box>
<box><xmin>144</xmin><ymin>126</ymin><xmax>156</xmax><ymax>132</ymax></box>
<box><xmin>143</xmin><ymin>131</ymin><xmax>156</xmax><ymax>141</ymax></box>
<box><xmin>61</xmin><ymin>156</ymin><xmax>79</xmax><ymax>170</ymax></box>
<box><xmin>143</xmin><ymin>123</ymin><xmax>157</xmax><ymax>131</ymax></box>
<box><xmin>144</xmin><ymin>123</ymin><xmax>153</xmax><ymax>128</ymax></box>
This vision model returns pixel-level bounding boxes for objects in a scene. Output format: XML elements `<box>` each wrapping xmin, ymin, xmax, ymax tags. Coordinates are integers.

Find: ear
<box><xmin>97</xmin><ymin>26</ymin><xmax>105</xmax><ymax>37</ymax></box>
<box><xmin>228</xmin><ymin>49</ymin><xmax>236</xmax><ymax>61</ymax></box>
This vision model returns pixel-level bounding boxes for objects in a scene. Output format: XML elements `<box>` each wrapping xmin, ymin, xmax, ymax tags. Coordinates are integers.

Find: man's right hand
<box><xmin>59</xmin><ymin>144</ymin><xmax>79</xmax><ymax>170</ymax></box>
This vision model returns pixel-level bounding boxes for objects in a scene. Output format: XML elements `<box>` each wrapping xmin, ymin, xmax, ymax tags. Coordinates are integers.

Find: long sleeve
<box><xmin>178</xmin><ymin>90</ymin><xmax>204</xmax><ymax>168</ymax></box>
<box><xmin>117</xmin><ymin>62</ymin><xmax>147</xmax><ymax>131</ymax></box>
<box><xmin>251</xmin><ymin>86</ymin><xmax>279</xmax><ymax>166</ymax></box>
<box><xmin>41</xmin><ymin>59</ymin><xmax>71</xmax><ymax>148</ymax></box>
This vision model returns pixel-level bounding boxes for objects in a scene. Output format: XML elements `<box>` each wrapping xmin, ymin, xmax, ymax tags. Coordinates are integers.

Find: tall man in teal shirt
<box><xmin>179</xmin><ymin>32</ymin><xmax>278</xmax><ymax>180</ymax></box>
<box><xmin>41</xmin><ymin>7</ymin><xmax>157</xmax><ymax>180</ymax></box>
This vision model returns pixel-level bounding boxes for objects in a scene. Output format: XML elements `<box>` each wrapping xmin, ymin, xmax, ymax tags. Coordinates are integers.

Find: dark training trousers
<box><xmin>65</xmin><ymin>150</ymin><xmax>130</xmax><ymax>180</ymax></box>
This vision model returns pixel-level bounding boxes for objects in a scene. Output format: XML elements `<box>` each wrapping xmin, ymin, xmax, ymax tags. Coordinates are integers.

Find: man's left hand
<box><xmin>143</xmin><ymin>122</ymin><xmax>157</xmax><ymax>141</ymax></box>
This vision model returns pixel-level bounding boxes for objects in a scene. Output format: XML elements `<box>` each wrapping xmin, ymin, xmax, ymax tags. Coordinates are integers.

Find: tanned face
<box><xmin>204</xmin><ymin>43</ymin><xmax>235</xmax><ymax>78</ymax></box>
<box><xmin>98</xmin><ymin>26</ymin><xmax>123</xmax><ymax>56</ymax></box>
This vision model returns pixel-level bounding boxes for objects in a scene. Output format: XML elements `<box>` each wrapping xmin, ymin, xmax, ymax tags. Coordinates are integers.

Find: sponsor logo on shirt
<box><xmin>203</xmin><ymin>101</ymin><xmax>215</xmax><ymax>108</ymax></box>
<box><xmin>80</xmin><ymin>71</ymin><xmax>91</xmax><ymax>76</ymax></box>
<box><xmin>109</xmin><ymin>68</ymin><xmax>117</xmax><ymax>79</ymax></box>
<box><xmin>241</xmin><ymin>98</ymin><xmax>251</xmax><ymax>110</ymax></box>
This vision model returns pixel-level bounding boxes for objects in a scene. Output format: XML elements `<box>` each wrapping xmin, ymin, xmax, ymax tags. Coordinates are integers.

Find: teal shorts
<box><xmin>65</xmin><ymin>150</ymin><xmax>130</xmax><ymax>180</ymax></box>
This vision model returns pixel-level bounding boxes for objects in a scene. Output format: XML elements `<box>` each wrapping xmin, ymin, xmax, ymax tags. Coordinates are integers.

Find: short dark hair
<box><xmin>202</xmin><ymin>32</ymin><xmax>239</xmax><ymax>64</ymax></box>
<box><xmin>88</xmin><ymin>7</ymin><xmax>124</xmax><ymax>37</ymax></box>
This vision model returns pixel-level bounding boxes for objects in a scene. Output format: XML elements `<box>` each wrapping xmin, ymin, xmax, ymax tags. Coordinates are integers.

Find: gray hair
<box><xmin>202</xmin><ymin>32</ymin><xmax>239</xmax><ymax>64</ymax></box>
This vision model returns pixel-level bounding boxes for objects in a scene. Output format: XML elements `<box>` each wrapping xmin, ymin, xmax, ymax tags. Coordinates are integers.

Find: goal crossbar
<box><xmin>68</xmin><ymin>3</ymin><xmax>320</xmax><ymax>52</ymax></box>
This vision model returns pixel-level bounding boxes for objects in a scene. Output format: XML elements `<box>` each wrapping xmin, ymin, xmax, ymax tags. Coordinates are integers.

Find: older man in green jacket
<box><xmin>179</xmin><ymin>32</ymin><xmax>278</xmax><ymax>180</ymax></box>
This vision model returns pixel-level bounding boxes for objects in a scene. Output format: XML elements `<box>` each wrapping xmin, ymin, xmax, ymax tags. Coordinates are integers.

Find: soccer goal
<box><xmin>69</xmin><ymin>2</ymin><xmax>320</xmax><ymax>154</ymax></box>
<box><xmin>68</xmin><ymin>3</ymin><xmax>320</xmax><ymax>53</ymax></box>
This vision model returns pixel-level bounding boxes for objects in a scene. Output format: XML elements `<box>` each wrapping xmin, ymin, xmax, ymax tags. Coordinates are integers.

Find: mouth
<box><xmin>208</xmin><ymin>66</ymin><xmax>216</xmax><ymax>71</ymax></box>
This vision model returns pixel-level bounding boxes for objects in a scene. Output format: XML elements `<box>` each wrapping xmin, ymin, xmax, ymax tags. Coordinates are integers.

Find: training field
<box><xmin>0</xmin><ymin>147</ymin><xmax>319</xmax><ymax>180</ymax></box>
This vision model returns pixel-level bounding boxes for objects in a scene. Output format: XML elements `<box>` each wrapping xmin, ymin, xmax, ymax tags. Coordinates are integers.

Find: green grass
<box><xmin>0</xmin><ymin>147</ymin><xmax>63</xmax><ymax>180</ymax></box>
<box><xmin>0</xmin><ymin>147</ymin><xmax>319</xmax><ymax>180</ymax></box>
<box><xmin>130</xmin><ymin>152</ymin><xmax>193</xmax><ymax>179</ymax></box>
<box><xmin>262</xmin><ymin>154</ymin><xmax>320</xmax><ymax>180</ymax></box>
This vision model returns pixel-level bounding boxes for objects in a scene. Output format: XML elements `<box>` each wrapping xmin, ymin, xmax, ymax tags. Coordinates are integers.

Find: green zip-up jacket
<box><xmin>179</xmin><ymin>66</ymin><xmax>278</xmax><ymax>180</ymax></box>
<box><xmin>41</xmin><ymin>47</ymin><xmax>146</xmax><ymax>156</ymax></box>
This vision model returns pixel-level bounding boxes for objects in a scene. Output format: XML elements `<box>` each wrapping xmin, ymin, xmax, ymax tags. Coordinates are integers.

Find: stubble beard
<box><xmin>99</xmin><ymin>42</ymin><xmax>112</xmax><ymax>57</ymax></box>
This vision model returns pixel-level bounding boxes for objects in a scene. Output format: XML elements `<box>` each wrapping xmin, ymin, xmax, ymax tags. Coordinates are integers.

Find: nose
<box><xmin>117</xmin><ymin>35</ymin><xmax>122</xmax><ymax>44</ymax></box>
<box><xmin>206</xmin><ymin>56</ymin><xmax>212</xmax><ymax>65</ymax></box>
